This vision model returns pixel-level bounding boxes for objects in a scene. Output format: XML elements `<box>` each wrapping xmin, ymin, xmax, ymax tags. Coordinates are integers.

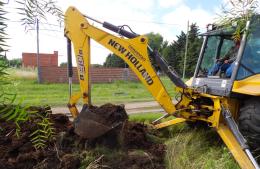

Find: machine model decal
<box><xmin>77</xmin><ymin>49</ymin><xmax>85</xmax><ymax>80</ymax></box>
<box><xmin>128</xmin><ymin>45</ymin><xmax>146</xmax><ymax>61</ymax></box>
<box><xmin>108</xmin><ymin>39</ymin><xmax>153</xmax><ymax>85</ymax></box>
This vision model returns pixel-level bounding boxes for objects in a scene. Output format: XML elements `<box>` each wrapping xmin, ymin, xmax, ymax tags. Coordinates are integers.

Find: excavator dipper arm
<box><xmin>64</xmin><ymin>7</ymin><xmax>181</xmax><ymax>116</ymax></box>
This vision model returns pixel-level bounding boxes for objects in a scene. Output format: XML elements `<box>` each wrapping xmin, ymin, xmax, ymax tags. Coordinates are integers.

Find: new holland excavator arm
<box><xmin>64</xmin><ymin>7</ymin><xmax>259</xmax><ymax>169</ymax></box>
<box><xmin>64</xmin><ymin>7</ymin><xmax>186</xmax><ymax>118</ymax></box>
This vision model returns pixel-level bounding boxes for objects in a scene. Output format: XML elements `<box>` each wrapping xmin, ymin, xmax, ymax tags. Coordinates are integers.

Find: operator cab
<box><xmin>192</xmin><ymin>16</ymin><xmax>260</xmax><ymax>96</ymax></box>
<box><xmin>198</xmin><ymin>33</ymin><xmax>236</xmax><ymax>79</ymax></box>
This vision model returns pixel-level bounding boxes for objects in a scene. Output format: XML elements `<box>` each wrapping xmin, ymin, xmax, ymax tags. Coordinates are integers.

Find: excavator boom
<box><xmin>64</xmin><ymin>6</ymin><xmax>259</xmax><ymax>168</ymax></box>
<box><xmin>64</xmin><ymin>6</ymin><xmax>186</xmax><ymax>139</ymax></box>
<box><xmin>64</xmin><ymin>7</ymin><xmax>184</xmax><ymax>118</ymax></box>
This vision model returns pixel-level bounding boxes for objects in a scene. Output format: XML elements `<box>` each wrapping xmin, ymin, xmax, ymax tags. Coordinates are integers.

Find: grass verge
<box><xmin>5</xmin><ymin>68</ymin><xmax>177</xmax><ymax>106</ymax></box>
<box><xmin>129</xmin><ymin>113</ymin><xmax>240</xmax><ymax>169</ymax></box>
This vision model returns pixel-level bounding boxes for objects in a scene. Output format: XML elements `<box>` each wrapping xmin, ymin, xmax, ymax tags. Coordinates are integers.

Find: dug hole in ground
<box><xmin>0</xmin><ymin>103</ymin><xmax>166</xmax><ymax>169</ymax></box>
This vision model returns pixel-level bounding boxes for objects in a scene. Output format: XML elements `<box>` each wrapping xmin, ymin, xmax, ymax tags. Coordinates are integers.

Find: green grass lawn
<box><xmin>165</xmin><ymin>127</ymin><xmax>239</xmax><ymax>169</ymax></box>
<box><xmin>5</xmin><ymin>68</ymin><xmax>177</xmax><ymax>106</ymax></box>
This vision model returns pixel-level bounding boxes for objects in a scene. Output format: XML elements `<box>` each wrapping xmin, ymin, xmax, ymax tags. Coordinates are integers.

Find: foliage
<box><xmin>0</xmin><ymin>60</ymin><xmax>9</xmax><ymax>85</ymax></box>
<box><xmin>1</xmin><ymin>64</ymin><xmax>54</xmax><ymax>149</ymax></box>
<box><xmin>29</xmin><ymin>109</ymin><xmax>55</xmax><ymax>149</ymax></box>
<box><xmin>91</xmin><ymin>64</ymin><xmax>103</xmax><ymax>68</ymax></box>
<box><xmin>103</xmin><ymin>53</ymin><xmax>127</xmax><ymax>68</ymax></box>
<box><xmin>185</xmin><ymin>24</ymin><xmax>203</xmax><ymax>77</ymax></box>
<box><xmin>146</xmin><ymin>32</ymin><xmax>166</xmax><ymax>53</ymax></box>
<box><xmin>0</xmin><ymin>96</ymin><xmax>28</xmax><ymax>136</ymax></box>
<box><xmin>102</xmin><ymin>29</ymin><xmax>201</xmax><ymax>77</ymax></box>
<box><xmin>0</xmin><ymin>0</ymin><xmax>58</xmax><ymax>150</ymax></box>
<box><xmin>103</xmin><ymin>32</ymin><xmax>168</xmax><ymax>69</ymax></box>
<box><xmin>165</xmin><ymin>126</ymin><xmax>239</xmax><ymax>169</ymax></box>
<box><xmin>163</xmin><ymin>31</ymin><xmax>186</xmax><ymax>75</ymax></box>
<box><xmin>129</xmin><ymin>112</ymin><xmax>163</xmax><ymax>123</ymax></box>
<box><xmin>128</xmin><ymin>114</ymin><xmax>238</xmax><ymax>169</ymax></box>
<box><xmin>60</xmin><ymin>62</ymin><xmax>68</xmax><ymax>67</ymax></box>
<box><xmin>146</xmin><ymin>32</ymin><xmax>168</xmax><ymax>71</ymax></box>
<box><xmin>217</xmin><ymin>0</ymin><xmax>259</xmax><ymax>41</ymax></box>
<box><xmin>16</xmin><ymin>0</ymin><xmax>63</xmax><ymax>29</ymax></box>
<box><xmin>0</xmin><ymin>1</ymin><xmax>8</xmax><ymax>58</ymax></box>
<box><xmin>0</xmin><ymin>1</ymin><xmax>10</xmax><ymax>105</ymax></box>
<box><xmin>218</xmin><ymin>0</ymin><xmax>258</xmax><ymax>25</ymax></box>
<box><xmin>0</xmin><ymin>70</ymin><xmax>54</xmax><ymax>149</ymax></box>
<box><xmin>162</xmin><ymin>23</ymin><xmax>202</xmax><ymax>77</ymax></box>
<box><xmin>0</xmin><ymin>102</ymin><xmax>55</xmax><ymax>149</ymax></box>
<box><xmin>8</xmin><ymin>58</ymin><xmax>22</xmax><ymax>67</ymax></box>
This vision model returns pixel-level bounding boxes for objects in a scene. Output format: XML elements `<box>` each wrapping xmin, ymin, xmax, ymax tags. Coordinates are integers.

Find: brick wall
<box><xmin>22</xmin><ymin>51</ymin><xmax>58</xmax><ymax>68</ymax></box>
<box><xmin>40</xmin><ymin>66</ymin><xmax>138</xmax><ymax>83</ymax></box>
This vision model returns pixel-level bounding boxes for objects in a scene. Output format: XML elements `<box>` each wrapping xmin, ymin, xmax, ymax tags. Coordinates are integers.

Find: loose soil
<box><xmin>0</xmin><ymin>104</ymin><xmax>166</xmax><ymax>169</ymax></box>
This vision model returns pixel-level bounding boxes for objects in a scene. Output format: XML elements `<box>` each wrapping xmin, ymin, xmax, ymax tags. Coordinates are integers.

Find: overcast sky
<box><xmin>6</xmin><ymin>0</ymin><xmax>226</xmax><ymax>65</ymax></box>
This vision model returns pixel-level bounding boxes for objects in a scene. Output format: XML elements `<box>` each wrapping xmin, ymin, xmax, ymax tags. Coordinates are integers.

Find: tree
<box><xmin>103</xmin><ymin>32</ymin><xmax>169</xmax><ymax>69</ymax></box>
<box><xmin>0</xmin><ymin>1</ymin><xmax>8</xmax><ymax>59</ymax></box>
<box><xmin>9</xmin><ymin>58</ymin><xmax>22</xmax><ymax>68</ymax></box>
<box><xmin>60</xmin><ymin>62</ymin><xmax>68</xmax><ymax>67</ymax></box>
<box><xmin>91</xmin><ymin>64</ymin><xmax>103</xmax><ymax>68</ymax></box>
<box><xmin>162</xmin><ymin>23</ymin><xmax>203</xmax><ymax>77</ymax></box>
<box><xmin>162</xmin><ymin>42</ymin><xmax>179</xmax><ymax>72</ymax></box>
<box><xmin>146</xmin><ymin>32</ymin><xmax>168</xmax><ymax>71</ymax></box>
<box><xmin>0</xmin><ymin>1</ymin><xmax>10</xmax><ymax>88</ymax></box>
<box><xmin>164</xmin><ymin>31</ymin><xmax>187</xmax><ymax>75</ymax></box>
<box><xmin>217</xmin><ymin>0</ymin><xmax>258</xmax><ymax>41</ymax></box>
<box><xmin>146</xmin><ymin>32</ymin><xmax>164</xmax><ymax>52</ymax></box>
<box><xmin>185</xmin><ymin>23</ymin><xmax>203</xmax><ymax>77</ymax></box>
<box><xmin>16</xmin><ymin>0</ymin><xmax>63</xmax><ymax>29</ymax></box>
<box><xmin>103</xmin><ymin>53</ymin><xmax>127</xmax><ymax>68</ymax></box>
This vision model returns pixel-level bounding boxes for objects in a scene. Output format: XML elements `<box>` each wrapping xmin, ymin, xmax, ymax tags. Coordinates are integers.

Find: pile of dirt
<box><xmin>87</xmin><ymin>103</ymin><xmax>128</xmax><ymax>125</ymax></box>
<box><xmin>0</xmin><ymin>104</ymin><xmax>166</xmax><ymax>169</ymax></box>
<box><xmin>0</xmin><ymin>106</ymin><xmax>76</xmax><ymax>169</ymax></box>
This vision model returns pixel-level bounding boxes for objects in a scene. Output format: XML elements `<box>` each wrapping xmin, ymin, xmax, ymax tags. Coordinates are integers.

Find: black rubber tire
<box><xmin>238</xmin><ymin>97</ymin><xmax>260</xmax><ymax>159</ymax></box>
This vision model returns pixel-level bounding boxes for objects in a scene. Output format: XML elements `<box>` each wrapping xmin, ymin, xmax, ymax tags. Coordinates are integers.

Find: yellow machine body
<box><xmin>232</xmin><ymin>74</ymin><xmax>260</xmax><ymax>96</ymax></box>
<box><xmin>64</xmin><ymin>7</ymin><xmax>258</xmax><ymax>169</ymax></box>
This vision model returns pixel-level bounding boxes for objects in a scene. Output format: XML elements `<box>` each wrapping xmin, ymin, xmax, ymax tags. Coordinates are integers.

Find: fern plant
<box><xmin>0</xmin><ymin>1</ymin><xmax>8</xmax><ymax>58</ymax></box>
<box><xmin>0</xmin><ymin>0</ymin><xmax>59</xmax><ymax>150</ymax></box>
<box><xmin>0</xmin><ymin>98</ymin><xmax>30</xmax><ymax>137</ymax></box>
<box><xmin>0</xmin><ymin>103</ymin><xmax>56</xmax><ymax>149</ymax></box>
<box><xmin>28</xmin><ymin>106</ymin><xmax>56</xmax><ymax>149</ymax></box>
<box><xmin>29</xmin><ymin>111</ymin><xmax>55</xmax><ymax>149</ymax></box>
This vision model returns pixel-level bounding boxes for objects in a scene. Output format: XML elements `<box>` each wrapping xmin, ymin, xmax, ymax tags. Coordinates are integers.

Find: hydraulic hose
<box><xmin>67</xmin><ymin>38</ymin><xmax>73</xmax><ymax>97</ymax></box>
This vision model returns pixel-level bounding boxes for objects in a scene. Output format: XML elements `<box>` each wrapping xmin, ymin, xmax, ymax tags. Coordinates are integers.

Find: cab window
<box><xmin>237</xmin><ymin>25</ymin><xmax>260</xmax><ymax>80</ymax></box>
<box><xmin>198</xmin><ymin>35</ymin><xmax>235</xmax><ymax>78</ymax></box>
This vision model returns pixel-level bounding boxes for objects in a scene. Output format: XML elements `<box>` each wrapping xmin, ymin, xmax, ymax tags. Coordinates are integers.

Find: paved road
<box><xmin>51</xmin><ymin>101</ymin><xmax>165</xmax><ymax>115</ymax></box>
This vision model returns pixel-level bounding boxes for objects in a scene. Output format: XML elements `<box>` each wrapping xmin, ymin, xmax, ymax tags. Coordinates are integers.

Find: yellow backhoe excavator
<box><xmin>64</xmin><ymin>7</ymin><xmax>260</xmax><ymax>169</ymax></box>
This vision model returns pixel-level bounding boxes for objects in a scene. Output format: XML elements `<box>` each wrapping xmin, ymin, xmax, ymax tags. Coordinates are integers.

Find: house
<box><xmin>22</xmin><ymin>51</ymin><xmax>58</xmax><ymax>68</ymax></box>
